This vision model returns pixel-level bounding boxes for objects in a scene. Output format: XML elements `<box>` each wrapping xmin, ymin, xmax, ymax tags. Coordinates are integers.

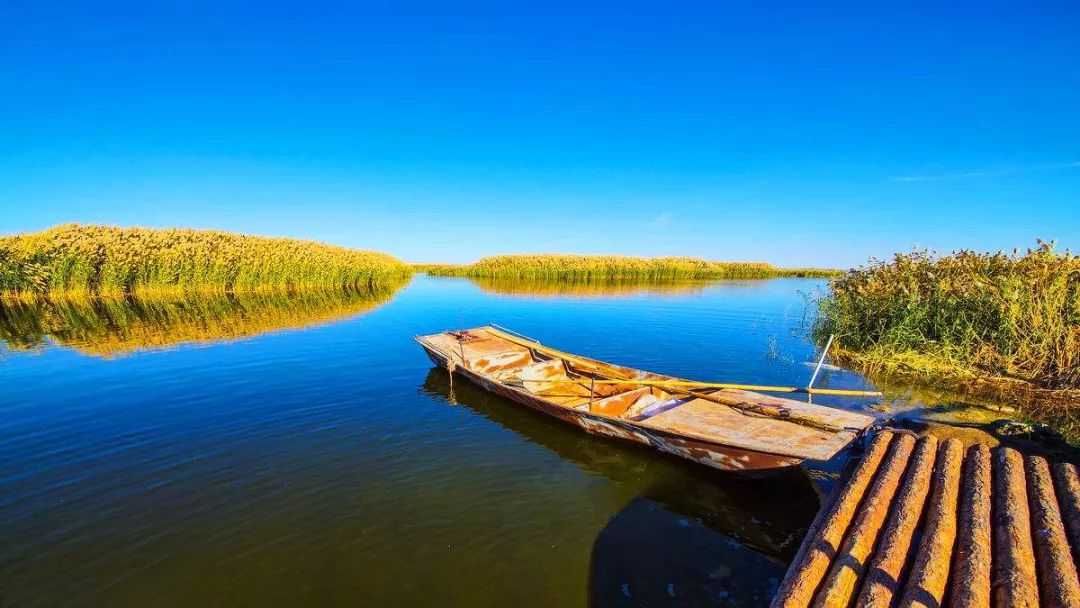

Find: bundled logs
<box><xmin>772</xmin><ymin>430</ymin><xmax>1080</xmax><ymax>607</ymax></box>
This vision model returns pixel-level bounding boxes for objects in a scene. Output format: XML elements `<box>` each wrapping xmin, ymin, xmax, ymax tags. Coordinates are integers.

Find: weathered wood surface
<box><xmin>773</xmin><ymin>431</ymin><xmax>1080</xmax><ymax>608</ymax></box>
<box><xmin>638</xmin><ymin>397</ymin><xmax>865</xmax><ymax>461</ymax></box>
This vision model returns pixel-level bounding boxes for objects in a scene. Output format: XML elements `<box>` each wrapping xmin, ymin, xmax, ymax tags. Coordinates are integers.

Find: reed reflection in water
<box><xmin>0</xmin><ymin>282</ymin><xmax>407</xmax><ymax>358</ymax></box>
<box><xmin>468</xmin><ymin>275</ymin><xmax>713</xmax><ymax>299</ymax></box>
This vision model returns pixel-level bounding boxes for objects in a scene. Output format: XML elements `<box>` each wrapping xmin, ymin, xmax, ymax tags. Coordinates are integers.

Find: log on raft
<box><xmin>897</xmin><ymin>438</ymin><xmax>963</xmax><ymax>608</ymax></box>
<box><xmin>771</xmin><ymin>431</ymin><xmax>895</xmax><ymax>608</ymax></box>
<box><xmin>993</xmin><ymin>447</ymin><xmax>1039</xmax><ymax>608</ymax></box>
<box><xmin>1027</xmin><ymin>455</ymin><xmax>1080</xmax><ymax>607</ymax></box>
<box><xmin>811</xmin><ymin>432</ymin><xmax>917</xmax><ymax>607</ymax></box>
<box><xmin>855</xmin><ymin>435</ymin><xmax>939</xmax><ymax>608</ymax></box>
<box><xmin>1051</xmin><ymin>462</ymin><xmax>1080</xmax><ymax>568</ymax></box>
<box><xmin>949</xmin><ymin>443</ymin><xmax>992</xmax><ymax>608</ymax></box>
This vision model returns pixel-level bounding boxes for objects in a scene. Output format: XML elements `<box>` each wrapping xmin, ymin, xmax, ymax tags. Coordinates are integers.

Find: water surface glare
<box><xmin>2</xmin><ymin>276</ymin><xmax>888</xmax><ymax>606</ymax></box>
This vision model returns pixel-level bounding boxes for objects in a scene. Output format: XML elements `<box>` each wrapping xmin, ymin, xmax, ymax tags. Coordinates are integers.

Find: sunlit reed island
<box><xmin>412</xmin><ymin>255</ymin><xmax>839</xmax><ymax>279</ymax></box>
<box><xmin>815</xmin><ymin>241</ymin><xmax>1080</xmax><ymax>407</ymax></box>
<box><xmin>0</xmin><ymin>224</ymin><xmax>411</xmax><ymax>298</ymax></box>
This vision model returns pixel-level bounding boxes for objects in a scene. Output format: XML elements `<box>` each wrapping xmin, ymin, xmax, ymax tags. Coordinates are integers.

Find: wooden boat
<box><xmin>415</xmin><ymin>326</ymin><xmax>876</xmax><ymax>475</ymax></box>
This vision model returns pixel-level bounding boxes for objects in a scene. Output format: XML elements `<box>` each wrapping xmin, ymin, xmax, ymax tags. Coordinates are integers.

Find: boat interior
<box><xmin>422</xmin><ymin>327</ymin><xmax>686</xmax><ymax>421</ymax></box>
<box><xmin>493</xmin><ymin>358</ymin><xmax>686</xmax><ymax>420</ymax></box>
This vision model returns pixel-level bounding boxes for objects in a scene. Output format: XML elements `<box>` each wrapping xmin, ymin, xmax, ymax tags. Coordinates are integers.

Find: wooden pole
<box><xmin>484</xmin><ymin>326</ymin><xmax>882</xmax><ymax>398</ymax></box>
<box><xmin>514</xmin><ymin>377</ymin><xmax>883</xmax><ymax>398</ymax></box>
<box><xmin>807</xmin><ymin>333</ymin><xmax>835</xmax><ymax>391</ymax></box>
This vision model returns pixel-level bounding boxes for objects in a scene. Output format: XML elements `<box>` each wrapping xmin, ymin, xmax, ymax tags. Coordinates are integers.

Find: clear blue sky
<box><xmin>3</xmin><ymin>1</ymin><xmax>1079</xmax><ymax>267</ymax></box>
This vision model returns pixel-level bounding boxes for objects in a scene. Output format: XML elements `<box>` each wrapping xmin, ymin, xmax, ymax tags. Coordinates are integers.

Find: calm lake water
<box><xmin>1</xmin><ymin>275</ymin><xmax>928</xmax><ymax>606</ymax></box>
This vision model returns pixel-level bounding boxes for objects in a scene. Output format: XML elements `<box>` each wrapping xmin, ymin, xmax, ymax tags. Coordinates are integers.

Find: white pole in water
<box><xmin>807</xmin><ymin>333</ymin><xmax>835</xmax><ymax>391</ymax></box>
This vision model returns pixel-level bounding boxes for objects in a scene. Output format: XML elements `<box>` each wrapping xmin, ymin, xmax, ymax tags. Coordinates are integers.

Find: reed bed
<box><xmin>0</xmin><ymin>224</ymin><xmax>411</xmax><ymax>298</ymax></box>
<box><xmin>415</xmin><ymin>255</ymin><xmax>838</xmax><ymax>279</ymax></box>
<box><xmin>410</xmin><ymin>263</ymin><xmax>471</xmax><ymax>276</ymax></box>
<box><xmin>815</xmin><ymin>242</ymin><xmax>1080</xmax><ymax>394</ymax></box>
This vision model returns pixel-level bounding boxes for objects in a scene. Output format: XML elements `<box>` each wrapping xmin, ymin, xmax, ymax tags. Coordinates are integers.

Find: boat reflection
<box><xmin>421</xmin><ymin>368</ymin><xmax>820</xmax><ymax>605</ymax></box>
<box><xmin>470</xmin><ymin>276</ymin><xmax>712</xmax><ymax>299</ymax></box>
<box><xmin>0</xmin><ymin>282</ymin><xmax>406</xmax><ymax>358</ymax></box>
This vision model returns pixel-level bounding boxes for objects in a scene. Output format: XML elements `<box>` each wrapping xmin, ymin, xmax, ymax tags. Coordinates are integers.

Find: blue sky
<box><xmin>3</xmin><ymin>1</ymin><xmax>1079</xmax><ymax>267</ymax></box>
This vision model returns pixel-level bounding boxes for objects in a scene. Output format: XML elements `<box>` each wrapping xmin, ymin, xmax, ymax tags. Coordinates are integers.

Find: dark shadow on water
<box><xmin>588</xmin><ymin>494</ymin><xmax>791</xmax><ymax>607</ymax></box>
<box><xmin>421</xmin><ymin>368</ymin><xmax>820</xmax><ymax>606</ymax></box>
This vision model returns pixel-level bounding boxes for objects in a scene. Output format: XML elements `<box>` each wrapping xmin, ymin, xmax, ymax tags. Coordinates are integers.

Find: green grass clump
<box><xmin>815</xmin><ymin>242</ymin><xmax>1080</xmax><ymax>391</ymax></box>
<box><xmin>0</xmin><ymin>224</ymin><xmax>411</xmax><ymax>298</ymax></box>
<box><xmin>413</xmin><ymin>254</ymin><xmax>839</xmax><ymax>279</ymax></box>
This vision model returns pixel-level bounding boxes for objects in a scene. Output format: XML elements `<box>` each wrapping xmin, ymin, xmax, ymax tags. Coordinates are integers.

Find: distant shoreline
<box><xmin>411</xmin><ymin>255</ymin><xmax>840</xmax><ymax>280</ymax></box>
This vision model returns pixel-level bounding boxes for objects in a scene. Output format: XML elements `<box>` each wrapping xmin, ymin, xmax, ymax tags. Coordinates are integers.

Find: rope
<box><xmin>447</xmin><ymin>358</ymin><xmax>456</xmax><ymax>394</ymax></box>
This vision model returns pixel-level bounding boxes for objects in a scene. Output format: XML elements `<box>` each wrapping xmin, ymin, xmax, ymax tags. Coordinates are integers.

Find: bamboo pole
<box><xmin>856</xmin><ymin>435</ymin><xmax>939</xmax><ymax>608</ymax></box>
<box><xmin>522</xmin><ymin>377</ymin><xmax>846</xmax><ymax>433</ymax></box>
<box><xmin>771</xmin><ymin>431</ymin><xmax>895</xmax><ymax>608</ymax></box>
<box><xmin>486</xmin><ymin>326</ymin><xmax>864</xmax><ymax>433</ymax></box>
<box><xmin>484</xmin><ymin>326</ymin><xmax>883</xmax><ymax>398</ymax></box>
<box><xmin>993</xmin><ymin>447</ymin><xmax>1039</xmax><ymax>608</ymax></box>
<box><xmin>898</xmin><ymin>438</ymin><xmax>964</xmax><ymax>608</ymax></box>
<box><xmin>515</xmin><ymin>377</ymin><xmax>883</xmax><ymax>398</ymax></box>
<box><xmin>1026</xmin><ymin>455</ymin><xmax>1080</xmax><ymax>607</ymax></box>
<box><xmin>950</xmin><ymin>443</ymin><xmax>992</xmax><ymax>608</ymax></box>
<box><xmin>812</xmin><ymin>432</ymin><xmax>917</xmax><ymax>607</ymax></box>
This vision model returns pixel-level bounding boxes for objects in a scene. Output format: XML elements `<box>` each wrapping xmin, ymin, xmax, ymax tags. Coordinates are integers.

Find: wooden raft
<box><xmin>772</xmin><ymin>430</ymin><xmax>1080</xmax><ymax>608</ymax></box>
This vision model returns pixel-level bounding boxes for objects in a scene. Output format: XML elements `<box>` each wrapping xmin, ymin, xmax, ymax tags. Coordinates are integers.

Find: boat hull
<box><xmin>421</xmin><ymin>345</ymin><xmax>804</xmax><ymax>475</ymax></box>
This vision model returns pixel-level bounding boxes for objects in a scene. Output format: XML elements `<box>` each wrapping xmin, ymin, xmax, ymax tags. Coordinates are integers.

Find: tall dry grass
<box><xmin>815</xmin><ymin>242</ymin><xmax>1080</xmax><ymax>390</ymax></box>
<box><xmin>0</xmin><ymin>224</ymin><xmax>411</xmax><ymax>297</ymax></box>
<box><xmin>414</xmin><ymin>255</ymin><xmax>838</xmax><ymax>279</ymax></box>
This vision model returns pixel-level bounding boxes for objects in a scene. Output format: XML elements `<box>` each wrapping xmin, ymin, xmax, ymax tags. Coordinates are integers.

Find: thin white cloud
<box><xmin>649</xmin><ymin>212</ymin><xmax>674</xmax><ymax>227</ymax></box>
<box><xmin>892</xmin><ymin>161</ymin><xmax>1080</xmax><ymax>182</ymax></box>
